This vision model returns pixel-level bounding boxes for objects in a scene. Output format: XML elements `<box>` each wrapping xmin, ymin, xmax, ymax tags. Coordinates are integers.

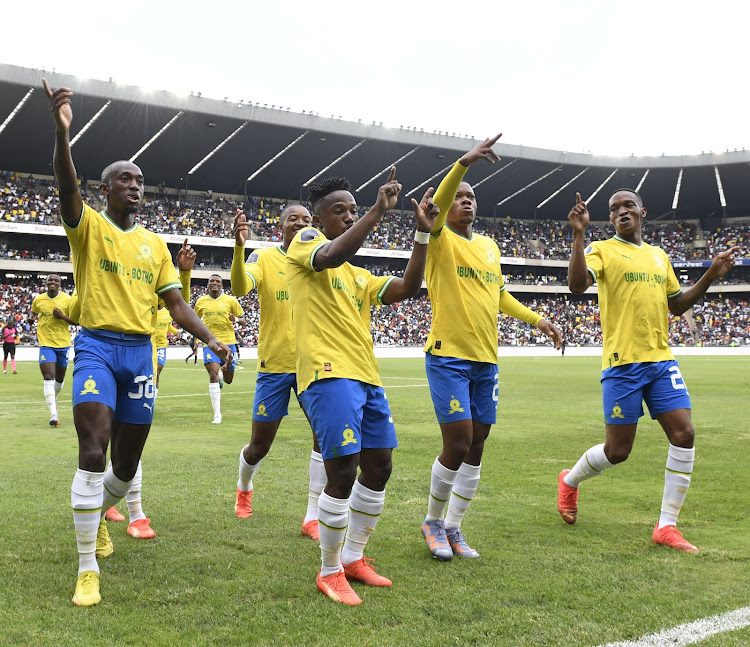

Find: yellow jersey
<box><xmin>32</xmin><ymin>291</ymin><xmax>72</xmax><ymax>348</ymax></box>
<box><xmin>152</xmin><ymin>306</ymin><xmax>178</xmax><ymax>348</ymax></box>
<box><xmin>194</xmin><ymin>292</ymin><xmax>244</xmax><ymax>346</ymax></box>
<box><xmin>231</xmin><ymin>244</ymin><xmax>295</xmax><ymax>374</ymax></box>
<box><xmin>585</xmin><ymin>236</ymin><xmax>682</xmax><ymax>369</ymax></box>
<box><xmin>63</xmin><ymin>204</ymin><xmax>182</xmax><ymax>335</ymax></box>
<box><xmin>425</xmin><ymin>160</ymin><xmax>542</xmax><ymax>363</ymax></box>
<box><xmin>286</xmin><ymin>227</ymin><xmax>394</xmax><ymax>393</ymax></box>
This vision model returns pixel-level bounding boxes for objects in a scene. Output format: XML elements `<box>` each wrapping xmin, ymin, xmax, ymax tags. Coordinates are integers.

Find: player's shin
<box><xmin>318</xmin><ymin>492</ymin><xmax>349</xmax><ymax>577</ymax></box>
<box><xmin>565</xmin><ymin>443</ymin><xmax>614</xmax><ymax>487</ymax></box>
<box><xmin>305</xmin><ymin>450</ymin><xmax>326</xmax><ymax>524</ymax></box>
<box><xmin>426</xmin><ymin>457</ymin><xmax>458</xmax><ymax>521</ymax></box>
<box><xmin>44</xmin><ymin>379</ymin><xmax>57</xmax><ymax>416</ymax></box>
<box><xmin>71</xmin><ymin>469</ymin><xmax>104</xmax><ymax>574</ymax></box>
<box><xmin>445</xmin><ymin>462</ymin><xmax>481</xmax><ymax>530</ymax></box>
<box><xmin>102</xmin><ymin>463</ymin><xmax>133</xmax><ymax>513</ymax></box>
<box><xmin>341</xmin><ymin>481</ymin><xmax>385</xmax><ymax>564</ymax></box>
<box><xmin>125</xmin><ymin>461</ymin><xmax>146</xmax><ymax>522</ymax></box>
<box><xmin>658</xmin><ymin>444</ymin><xmax>694</xmax><ymax>529</ymax></box>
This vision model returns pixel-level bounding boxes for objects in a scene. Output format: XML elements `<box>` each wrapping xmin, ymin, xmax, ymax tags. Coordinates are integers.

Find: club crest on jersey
<box><xmin>486</xmin><ymin>249</ymin><xmax>496</xmax><ymax>264</ymax></box>
<box><xmin>136</xmin><ymin>243</ymin><xmax>157</xmax><ymax>265</ymax></box>
<box><xmin>653</xmin><ymin>254</ymin><xmax>666</xmax><ymax>270</ymax></box>
<box><xmin>301</xmin><ymin>229</ymin><xmax>320</xmax><ymax>242</ymax></box>
<box><xmin>356</xmin><ymin>275</ymin><xmax>366</xmax><ymax>288</ymax></box>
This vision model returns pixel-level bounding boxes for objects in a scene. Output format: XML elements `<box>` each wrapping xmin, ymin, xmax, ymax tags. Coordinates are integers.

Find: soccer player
<box><xmin>43</xmin><ymin>78</ymin><xmax>232</xmax><ymax>607</ymax></box>
<box><xmin>31</xmin><ymin>273</ymin><xmax>74</xmax><ymax>425</ymax></box>
<box><xmin>185</xmin><ymin>336</ymin><xmax>199</xmax><ymax>363</ymax></box>
<box><xmin>194</xmin><ymin>274</ymin><xmax>247</xmax><ymax>424</ymax></box>
<box><xmin>2</xmin><ymin>316</ymin><xmax>18</xmax><ymax>374</ymax></box>
<box><xmin>286</xmin><ymin>168</ymin><xmax>439</xmax><ymax>606</ymax></box>
<box><xmin>557</xmin><ymin>190</ymin><xmax>740</xmax><ymax>552</ymax></box>
<box><xmin>420</xmin><ymin>136</ymin><xmax>562</xmax><ymax>561</ymax></box>
<box><xmin>230</xmin><ymin>205</ymin><xmax>326</xmax><ymax>540</ymax></box>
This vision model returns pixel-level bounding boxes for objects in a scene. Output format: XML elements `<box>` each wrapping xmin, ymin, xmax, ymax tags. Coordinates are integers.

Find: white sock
<box><xmin>154</xmin><ymin>387</ymin><xmax>159</xmax><ymax>400</ymax></box>
<box><xmin>658</xmin><ymin>444</ymin><xmax>695</xmax><ymax>529</ymax></box>
<box><xmin>44</xmin><ymin>380</ymin><xmax>57</xmax><ymax>417</ymax></box>
<box><xmin>425</xmin><ymin>457</ymin><xmax>458</xmax><ymax>521</ymax></box>
<box><xmin>564</xmin><ymin>443</ymin><xmax>615</xmax><ymax>487</ymax></box>
<box><xmin>209</xmin><ymin>383</ymin><xmax>221</xmax><ymax>417</ymax></box>
<box><xmin>102</xmin><ymin>465</ymin><xmax>133</xmax><ymax>514</ymax></box>
<box><xmin>54</xmin><ymin>379</ymin><xmax>64</xmax><ymax>397</ymax></box>
<box><xmin>304</xmin><ymin>450</ymin><xmax>326</xmax><ymax>524</ymax></box>
<box><xmin>125</xmin><ymin>461</ymin><xmax>146</xmax><ymax>523</ymax></box>
<box><xmin>341</xmin><ymin>481</ymin><xmax>385</xmax><ymax>564</ymax></box>
<box><xmin>318</xmin><ymin>492</ymin><xmax>349</xmax><ymax>577</ymax></box>
<box><xmin>237</xmin><ymin>444</ymin><xmax>260</xmax><ymax>492</ymax></box>
<box><xmin>445</xmin><ymin>462</ymin><xmax>481</xmax><ymax>530</ymax></box>
<box><xmin>71</xmin><ymin>469</ymin><xmax>104</xmax><ymax>574</ymax></box>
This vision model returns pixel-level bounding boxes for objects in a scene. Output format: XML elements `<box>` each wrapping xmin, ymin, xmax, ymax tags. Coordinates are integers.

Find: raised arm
<box><xmin>313</xmin><ymin>168</ymin><xmax>401</xmax><ymax>270</ymax></box>
<box><xmin>230</xmin><ymin>212</ymin><xmax>254</xmax><ymax>296</ymax></box>
<box><xmin>567</xmin><ymin>193</ymin><xmax>594</xmax><ymax>294</ymax></box>
<box><xmin>431</xmin><ymin>134</ymin><xmax>501</xmax><ymax>234</ymax></box>
<box><xmin>668</xmin><ymin>246</ymin><xmax>740</xmax><ymax>315</ymax></box>
<box><xmin>382</xmin><ymin>188</ymin><xmax>439</xmax><ymax>304</ymax></box>
<box><xmin>42</xmin><ymin>79</ymin><xmax>83</xmax><ymax>225</ymax></box>
<box><xmin>176</xmin><ymin>238</ymin><xmax>195</xmax><ymax>303</ymax></box>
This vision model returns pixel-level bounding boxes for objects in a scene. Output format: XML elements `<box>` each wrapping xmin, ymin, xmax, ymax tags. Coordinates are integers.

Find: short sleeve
<box><xmin>665</xmin><ymin>252</ymin><xmax>682</xmax><ymax>298</ymax></box>
<box><xmin>287</xmin><ymin>227</ymin><xmax>328</xmax><ymax>272</ymax></box>
<box><xmin>367</xmin><ymin>272</ymin><xmax>396</xmax><ymax>306</ymax></box>
<box><xmin>584</xmin><ymin>242</ymin><xmax>603</xmax><ymax>284</ymax></box>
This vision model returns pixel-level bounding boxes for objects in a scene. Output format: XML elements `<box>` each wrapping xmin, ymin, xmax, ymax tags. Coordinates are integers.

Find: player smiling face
<box><xmin>609</xmin><ymin>190</ymin><xmax>646</xmax><ymax>240</ymax></box>
<box><xmin>281</xmin><ymin>205</ymin><xmax>312</xmax><ymax>245</ymax></box>
<box><xmin>207</xmin><ymin>274</ymin><xmax>223</xmax><ymax>298</ymax></box>
<box><xmin>446</xmin><ymin>182</ymin><xmax>477</xmax><ymax>228</ymax></box>
<box><xmin>100</xmin><ymin>161</ymin><xmax>145</xmax><ymax>216</ymax></box>
<box><xmin>45</xmin><ymin>273</ymin><xmax>61</xmax><ymax>297</ymax></box>
<box><xmin>313</xmin><ymin>190</ymin><xmax>358</xmax><ymax>240</ymax></box>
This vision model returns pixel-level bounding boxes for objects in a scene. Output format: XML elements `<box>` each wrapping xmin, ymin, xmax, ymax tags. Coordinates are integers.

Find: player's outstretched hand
<box><xmin>177</xmin><ymin>238</ymin><xmax>196</xmax><ymax>272</ymax></box>
<box><xmin>233</xmin><ymin>210</ymin><xmax>248</xmax><ymax>246</ymax></box>
<box><xmin>42</xmin><ymin>78</ymin><xmax>73</xmax><ymax>132</ymax></box>
<box><xmin>412</xmin><ymin>187</ymin><xmax>439</xmax><ymax>234</ymax></box>
<box><xmin>375</xmin><ymin>167</ymin><xmax>402</xmax><ymax>213</ymax></box>
<box><xmin>538</xmin><ymin>319</ymin><xmax>563</xmax><ymax>350</ymax></box>
<box><xmin>707</xmin><ymin>245</ymin><xmax>741</xmax><ymax>280</ymax></box>
<box><xmin>459</xmin><ymin>134</ymin><xmax>502</xmax><ymax>167</ymax></box>
<box><xmin>209</xmin><ymin>340</ymin><xmax>233</xmax><ymax>368</ymax></box>
<box><xmin>568</xmin><ymin>192</ymin><xmax>589</xmax><ymax>232</ymax></box>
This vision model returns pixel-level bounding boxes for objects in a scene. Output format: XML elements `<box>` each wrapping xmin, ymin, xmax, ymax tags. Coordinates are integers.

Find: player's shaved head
<box><xmin>100</xmin><ymin>160</ymin><xmax>143</xmax><ymax>185</ymax></box>
<box><xmin>307</xmin><ymin>177</ymin><xmax>352</xmax><ymax>216</ymax></box>
<box><xmin>280</xmin><ymin>203</ymin><xmax>310</xmax><ymax>224</ymax></box>
<box><xmin>609</xmin><ymin>188</ymin><xmax>643</xmax><ymax>208</ymax></box>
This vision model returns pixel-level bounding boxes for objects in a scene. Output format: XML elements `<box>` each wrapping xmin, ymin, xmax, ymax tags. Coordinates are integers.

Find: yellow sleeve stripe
<box><xmin>377</xmin><ymin>277</ymin><xmax>396</xmax><ymax>304</ymax></box>
<box><xmin>309</xmin><ymin>241</ymin><xmax>328</xmax><ymax>272</ymax></box>
<box><xmin>156</xmin><ymin>281</ymin><xmax>184</xmax><ymax>295</ymax></box>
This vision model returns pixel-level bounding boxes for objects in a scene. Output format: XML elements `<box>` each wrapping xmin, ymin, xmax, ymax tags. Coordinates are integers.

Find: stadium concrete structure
<box><xmin>0</xmin><ymin>63</ymin><xmax>748</xmax><ymax>344</ymax></box>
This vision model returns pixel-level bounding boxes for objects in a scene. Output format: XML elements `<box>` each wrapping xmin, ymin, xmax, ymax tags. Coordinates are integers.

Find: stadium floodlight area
<box><xmin>672</xmin><ymin>168</ymin><xmax>684</xmax><ymax>210</ymax></box>
<box><xmin>188</xmin><ymin>122</ymin><xmax>247</xmax><ymax>175</ymax></box>
<box><xmin>246</xmin><ymin>131</ymin><xmax>309</xmax><ymax>183</ymax></box>
<box><xmin>635</xmin><ymin>169</ymin><xmax>650</xmax><ymax>193</ymax></box>
<box><xmin>356</xmin><ymin>147</ymin><xmax>420</xmax><ymax>192</ymax></box>
<box><xmin>404</xmin><ymin>162</ymin><xmax>456</xmax><ymax>198</ymax></box>
<box><xmin>585</xmin><ymin>169</ymin><xmax>619</xmax><ymax>204</ymax></box>
<box><xmin>130</xmin><ymin>111</ymin><xmax>184</xmax><ymax>163</ymax></box>
<box><xmin>302</xmin><ymin>140</ymin><xmax>366</xmax><ymax>188</ymax></box>
<box><xmin>536</xmin><ymin>168</ymin><xmax>589</xmax><ymax>209</ymax></box>
<box><xmin>0</xmin><ymin>88</ymin><xmax>33</xmax><ymax>136</ymax></box>
<box><xmin>472</xmin><ymin>160</ymin><xmax>518</xmax><ymax>189</ymax></box>
<box><xmin>496</xmin><ymin>166</ymin><xmax>562</xmax><ymax>206</ymax></box>
<box><xmin>714</xmin><ymin>166</ymin><xmax>727</xmax><ymax>207</ymax></box>
<box><xmin>70</xmin><ymin>101</ymin><xmax>112</xmax><ymax>147</ymax></box>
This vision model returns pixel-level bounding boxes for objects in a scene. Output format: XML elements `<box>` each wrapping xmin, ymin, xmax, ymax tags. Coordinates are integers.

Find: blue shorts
<box><xmin>253</xmin><ymin>371</ymin><xmax>299</xmax><ymax>422</ymax></box>
<box><xmin>204</xmin><ymin>344</ymin><xmax>237</xmax><ymax>371</ymax></box>
<box><xmin>300</xmin><ymin>378</ymin><xmax>397</xmax><ymax>460</ymax></box>
<box><xmin>601</xmin><ymin>360</ymin><xmax>691</xmax><ymax>425</ymax></box>
<box><xmin>425</xmin><ymin>353</ymin><xmax>499</xmax><ymax>425</ymax></box>
<box><xmin>156</xmin><ymin>347</ymin><xmax>167</xmax><ymax>366</ymax></box>
<box><xmin>39</xmin><ymin>346</ymin><xmax>70</xmax><ymax>367</ymax></box>
<box><xmin>72</xmin><ymin>329</ymin><xmax>155</xmax><ymax>424</ymax></box>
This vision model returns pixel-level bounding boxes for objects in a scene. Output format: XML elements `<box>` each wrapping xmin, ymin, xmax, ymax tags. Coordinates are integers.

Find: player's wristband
<box><xmin>414</xmin><ymin>230</ymin><xmax>430</xmax><ymax>245</ymax></box>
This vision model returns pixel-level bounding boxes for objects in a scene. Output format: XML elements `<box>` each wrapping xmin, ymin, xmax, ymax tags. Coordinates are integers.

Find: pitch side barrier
<box><xmin>9</xmin><ymin>345</ymin><xmax>750</xmax><ymax>363</ymax></box>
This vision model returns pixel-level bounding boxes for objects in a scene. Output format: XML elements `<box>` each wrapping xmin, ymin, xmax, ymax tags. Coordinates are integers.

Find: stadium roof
<box><xmin>2</xmin><ymin>63</ymin><xmax>750</xmax><ymax>222</ymax></box>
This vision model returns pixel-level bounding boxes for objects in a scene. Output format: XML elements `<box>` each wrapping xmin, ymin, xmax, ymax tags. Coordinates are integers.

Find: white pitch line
<box><xmin>599</xmin><ymin>607</ymin><xmax>750</xmax><ymax>646</ymax></box>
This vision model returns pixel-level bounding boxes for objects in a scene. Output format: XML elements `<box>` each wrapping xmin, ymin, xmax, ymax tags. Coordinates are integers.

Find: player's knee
<box><xmin>446</xmin><ymin>435</ymin><xmax>472</xmax><ymax>461</ymax></box>
<box><xmin>79</xmin><ymin>448</ymin><xmax>107</xmax><ymax>472</ymax></box>
<box><xmin>224</xmin><ymin>374</ymin><xmax>234</xmax><ymax>385</ymax></box>
<box><xmin>670</xmin><ymin>426</ymin><xmax>695</xmax><ymax>448</ymax></box>
<box><xmin>605</xmin><ymin>445</ymin><xmax>631</xmax><ymax>464</ymax></box>
<box><xmin>248</xmin><ymin>439</ymin><xmax>271</xmax><ymax>462</ymax></box>
<box><xmin>110</xmin><ymin>457</ymin><xmax>139</xmax><ymax>481</ymax></box>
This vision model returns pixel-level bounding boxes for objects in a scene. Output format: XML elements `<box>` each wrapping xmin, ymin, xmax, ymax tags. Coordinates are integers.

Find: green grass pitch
<box><xmin>1</xmin><ymin>355</ymin><xmax>749</xmax><ymax>646</ymax></box>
